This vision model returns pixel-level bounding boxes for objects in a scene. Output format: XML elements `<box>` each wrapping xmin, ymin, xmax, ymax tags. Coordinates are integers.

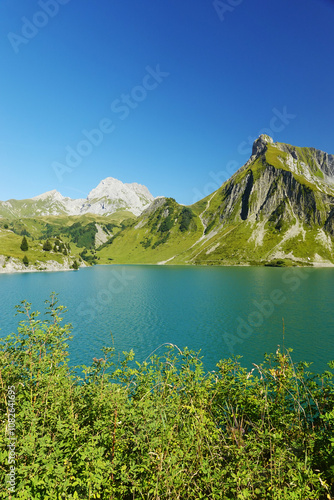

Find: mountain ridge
<box><xmin>0</xmin><ymin>177</ymin><xmax>155</xmax><ymax>218</ymax></box>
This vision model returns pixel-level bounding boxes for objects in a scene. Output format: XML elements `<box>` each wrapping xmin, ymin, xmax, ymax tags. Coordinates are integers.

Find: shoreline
<box><xmin>0</xmin><ymin>258</ymin><xmax>334</xmax><ymax>274</ymax></box>
<box><xmin>1</xmin><ymin>260</ymin><xmax>333</xmax><ymax>275</ymax></box>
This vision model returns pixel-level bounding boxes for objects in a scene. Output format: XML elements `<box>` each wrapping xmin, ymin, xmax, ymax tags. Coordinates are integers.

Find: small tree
<box><xmin>43</xmin><ymin>240</ymin><xmax>52</xmax><ymax>252</ymax></box>
<box><xmin>72</xmin><ymin>260</ymin><xmax>79</xmax><ymax>270</ymax></box>
<box><xmin>20</xmin><ymin>236</ymin><xmax>29</xmax><ymax>251</ymax></box>
<box><xmin>22</xmin><ymin>255</ymin><xmax>29</xmax><ymax>267</ymax></box>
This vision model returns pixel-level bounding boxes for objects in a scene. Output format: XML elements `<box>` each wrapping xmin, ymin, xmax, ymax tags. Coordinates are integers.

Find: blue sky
<box><xmin>0</xmin><ymin>0</ymin><xmax>333</xmax><ymax>205</ymax></box>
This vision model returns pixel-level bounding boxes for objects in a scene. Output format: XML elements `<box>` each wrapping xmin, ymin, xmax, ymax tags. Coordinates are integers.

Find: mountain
<box><xmin>97</xmin><ymin>196</ymin><xmax>203</xmax><ymax>264</ymax></box>
<box><xmin>2</xmin><ymin>136</ymin><xmax>334</xmax><ymax>270</ymax></box>
<box><xmin>0</xmin><ymin>177</ymin><xmax>155</xmax><ymax>219</ymax></box>
<box><xmin>96</xmin><ymin>136</ymin><xmax>334</xmax><ymax>266</ymax></box>
<box><xmin>85</xmin><ymin>178</ymin><xmax>154</xmax><ymax>216</ymax></box>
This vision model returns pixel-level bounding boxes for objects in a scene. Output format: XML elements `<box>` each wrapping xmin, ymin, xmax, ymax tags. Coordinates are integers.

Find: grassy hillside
<box><xmin>0</xmin><ymin>212</ymin><xmax>135</xmax><ymax>270</ymax></box>
<box><xmin>97</xmin><ymin>198</ymin><xmax>203</xmax><ymax>264</ymax></box>
<box><xmin>0</xmin><ymin>229</ymin><xmax>72</xmax><ymax>268</ymax></box>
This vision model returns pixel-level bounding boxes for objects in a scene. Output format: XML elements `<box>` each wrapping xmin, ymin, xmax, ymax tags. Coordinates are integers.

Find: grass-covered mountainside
<box><xmin>1</xmin><ymin>136</ymin><xmax>334</xmax><ymax>270</ymax></box>
<box><xmin>96</xmin><ymin>135</ymin><xmax>334</xmax><ymax>266</ymax></box>
<box><xmin>97</xmin><ymin>197</ymin><xmax>203</xmax><ymax>264</ymax></box>
<box><xmin>1</xmin><ymin>297</ymin><xmax>334</xmax><ymax>499</ymax></box>
<box><xmin>0</xmin><ymin>212</ymin><xmax>135</xmax><ymax>272</ymax></box>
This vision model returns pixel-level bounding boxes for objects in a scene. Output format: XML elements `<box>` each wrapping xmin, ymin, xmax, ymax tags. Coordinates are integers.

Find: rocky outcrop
<box><xmin>0</xmin><ymin>255</ymin><xmax>86</xmax><ymax>274</ymax></box>
<box><xmin>251</xmin><ymin>134</ymin><xmax>273</xmax><ymax>157</ymax></box>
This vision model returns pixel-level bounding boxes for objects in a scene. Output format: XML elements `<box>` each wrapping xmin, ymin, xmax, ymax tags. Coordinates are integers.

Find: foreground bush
<box><xmin>1</xmin><ymin>296</ymin><xmax>334</xmax><ymax>499</ymax></box>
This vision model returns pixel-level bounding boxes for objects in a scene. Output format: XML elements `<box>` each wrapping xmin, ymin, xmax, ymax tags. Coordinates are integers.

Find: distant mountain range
<box><xmin>1</xmin><ymin>135</ymin><xmax>334</xmax><ymax>270</ymax></box>
<box><xmin>0</xmin><ymin>177</ymin><xmax>155</xmax><ymax>218</ymax></box>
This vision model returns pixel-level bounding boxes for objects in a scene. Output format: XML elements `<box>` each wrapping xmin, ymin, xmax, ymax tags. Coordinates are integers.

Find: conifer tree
<box><xmin>43</xmin><ymin>240</ymin><xmax>52</xmax><ymax>252</ymax></box>
<box><xmin>20</xmin><ymin>236</ymin><xmax>28</xmax><ymax>251</ymax></box>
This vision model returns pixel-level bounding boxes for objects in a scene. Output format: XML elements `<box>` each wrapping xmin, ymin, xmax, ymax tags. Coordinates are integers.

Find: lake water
<box><xmin>0</xmin><ymin>265</ymin><xmax>334</xmax><ymax>373</ymax></box>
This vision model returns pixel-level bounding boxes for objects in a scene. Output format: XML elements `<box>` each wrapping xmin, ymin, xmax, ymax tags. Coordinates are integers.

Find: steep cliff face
<box><xmin>203</xmin><ymin>135</ymin><xmax>334</xmax><ymax>229</ymax></box>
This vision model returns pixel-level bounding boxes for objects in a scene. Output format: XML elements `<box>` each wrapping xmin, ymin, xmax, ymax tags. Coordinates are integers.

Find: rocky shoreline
<box><xmin>0</xmin><ymin>255</ymin><xmax>87</xmax><ymax>274</ymax></box>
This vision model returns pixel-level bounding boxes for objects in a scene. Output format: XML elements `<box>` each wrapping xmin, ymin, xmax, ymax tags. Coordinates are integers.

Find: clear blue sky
<box><xmin>0</xmin><ymin>0</ymin><xmax>333</xmax><ymax>205</ymax></box>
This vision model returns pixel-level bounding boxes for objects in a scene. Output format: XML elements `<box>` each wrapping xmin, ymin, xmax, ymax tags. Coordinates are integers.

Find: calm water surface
<box><xmin>0</xmin><ymin>265</ymin><xmax>333</xmax><ymax>373</ymax></box>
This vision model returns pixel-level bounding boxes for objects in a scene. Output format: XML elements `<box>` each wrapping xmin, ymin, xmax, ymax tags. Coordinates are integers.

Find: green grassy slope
<box><xmin>97</xmin><ymin>198</ymin><xmax>203</xmax><ymax>264</ymax></box>
<box><xmin>0</xmin><ymin>229</ymin><xmax>73</xmax><ymax>268</ymax></box>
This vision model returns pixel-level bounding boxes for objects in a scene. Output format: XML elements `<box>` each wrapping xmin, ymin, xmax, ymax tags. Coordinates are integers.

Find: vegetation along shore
<box><xmin>1</xmin><ymin>296</ymin><xmax>334</xmax><ymax>499</ymax></box>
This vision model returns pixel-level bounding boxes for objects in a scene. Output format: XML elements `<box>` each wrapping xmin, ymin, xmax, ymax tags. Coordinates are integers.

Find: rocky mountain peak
<box><xmin>31</xmin><ymin>189</ymin><xmax>65</xmax><ymax>201</ymax></box>
<box><xmin>87</xmin><ymin>177</ymin><xmax>152</xmax><ymax>202</ymax></box>
<box><xmin>252</xmin><ymin>134</ymin><xmax>274</xmax><ymax>157</ymax></box>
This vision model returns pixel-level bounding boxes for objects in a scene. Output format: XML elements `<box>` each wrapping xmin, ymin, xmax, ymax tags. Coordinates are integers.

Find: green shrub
<box><xmin>140</xmin><ymin>237</ymin><xmax>152</xmax><ymax>248</ymax></box>
<box><xmin>0</xmin><ymin>296</ymin><xmax>333</xmax><ymax>499</ymax></box>
<box><xmin>204</xmin><ymin>218</ymin><xmax>216</xmax><ymax>235</ymax></box>
<box><xmin>158</xmin><ymin>215</ymin><xmax>174</xmax><ymax>233</ymax></box>
<box><xmin>152</xmin><ymin>232</ymin><xmax>169</xmax><ymax>249</ymax></box>
<box><xmin>179</xmin><ymin>207</ymin><xmax>194</xmax><ymax>232</ymax></box>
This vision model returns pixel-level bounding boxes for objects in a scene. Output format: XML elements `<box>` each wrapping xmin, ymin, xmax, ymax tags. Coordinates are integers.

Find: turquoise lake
<box><xmin>0</xmin><ymin>265</ymin><xmax>334</xmax><ymax>373</ymax></box>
